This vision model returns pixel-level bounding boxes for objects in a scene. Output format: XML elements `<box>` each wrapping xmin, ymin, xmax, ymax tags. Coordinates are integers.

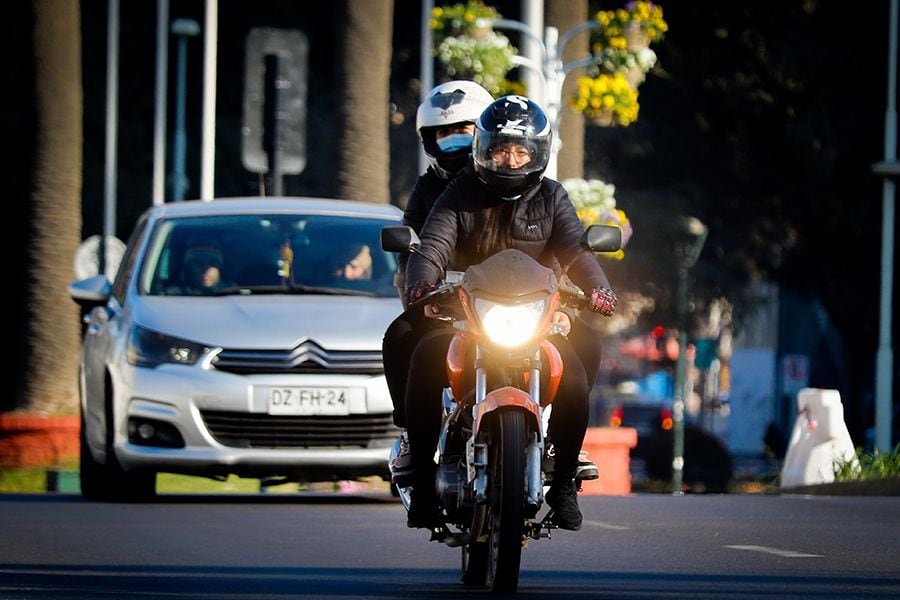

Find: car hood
<box><xmin>132</xmin><ymin>294</ymin><xmax>402</xmax><ymax>350</ymax></box>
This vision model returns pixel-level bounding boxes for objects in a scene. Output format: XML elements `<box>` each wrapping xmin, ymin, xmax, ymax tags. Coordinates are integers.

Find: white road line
<box><xmin>583</xmin><ymin>520</ymin><xmax>630</xmax><ymax>530</ymax></box>
<box><xmin>725</xmin><ymin>544</ymin><xmax>823</xmax><ymax>558</ymax></box>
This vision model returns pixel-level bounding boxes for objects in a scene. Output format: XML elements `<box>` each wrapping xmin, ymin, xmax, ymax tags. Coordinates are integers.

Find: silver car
<box><xmin>69</xmin><ymin>197</ymin><xmax>404</xmax><ymax>500</ymax></box>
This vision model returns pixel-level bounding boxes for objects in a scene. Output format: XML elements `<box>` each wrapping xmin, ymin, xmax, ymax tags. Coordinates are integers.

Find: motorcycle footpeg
<box><xmin>428</xmin><ymin>524</ymin><xmax>450</xmax><ymax>543</ymax></box>
<box><xmin>535</xmin><ymin>514</ymin><xmax>557</xmax><ymax>539</ymax></box>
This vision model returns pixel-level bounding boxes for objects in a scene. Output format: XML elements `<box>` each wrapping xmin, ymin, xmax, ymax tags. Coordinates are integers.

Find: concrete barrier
<box><xmin>580</xmin><ymin>426</ymin><xmax>638</xmax><ymax>495</ymax></box>
<box><xmin>780</xmin><ymin>388</ymin><xmax>857</xmax><ymax>488</ymax></box>
<box><xmin>0</xmin><ymin>414</ymin><xmax>79</xmax><ymax>467</ymax></box>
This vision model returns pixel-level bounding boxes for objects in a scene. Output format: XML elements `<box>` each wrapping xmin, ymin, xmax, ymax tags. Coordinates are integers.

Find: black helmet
<box><xmin>473</xmin><ymin>95</ymin><xmax>552</xmax><ymax>198</ymax></box>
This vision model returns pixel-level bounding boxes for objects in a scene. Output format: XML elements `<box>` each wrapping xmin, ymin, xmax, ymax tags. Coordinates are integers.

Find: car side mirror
<box><xmin>68</xmin><ymin>275</ymin><xmax>113</xmax><ymax>310</ymax></box>
<box><xmin>582</xmin><ymin>225</ymin><xmax>623</xmax><ymax>253</ymax></box>
<box><xmin>381</xmin><ymin>225</ymin><xmax>420</xmax><ymax>253</ymax></box>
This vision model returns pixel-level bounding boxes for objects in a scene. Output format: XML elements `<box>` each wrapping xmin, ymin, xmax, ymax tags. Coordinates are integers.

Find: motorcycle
<box><xmin>382</xmin><ymin>224</ymin><xmax>622</xmax><ymax>594</ymax></box>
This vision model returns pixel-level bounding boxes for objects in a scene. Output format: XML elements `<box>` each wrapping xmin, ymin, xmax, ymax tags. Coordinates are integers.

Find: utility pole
<box><xmin>170</xmin><ymin>18</ymin><xmax>200</xmax><ymax>202</ymax></box>
<box><xmin>672</xmin><ymin>217</ymin><xmax>708</xmax><ymax>494</ymax></box>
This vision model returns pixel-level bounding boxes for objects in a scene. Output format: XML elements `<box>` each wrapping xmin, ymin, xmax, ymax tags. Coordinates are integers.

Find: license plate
<box><xmin>266</xmin><ymin>387</ymin><xmax>358</xmax><ymax>415</ymax></box>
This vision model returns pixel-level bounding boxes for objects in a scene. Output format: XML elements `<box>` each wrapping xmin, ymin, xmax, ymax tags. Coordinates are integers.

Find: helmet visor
<box><xmin>473</xmin><ymin>130</ymin><xmax>551</xmax><ymax>177</ymax></box>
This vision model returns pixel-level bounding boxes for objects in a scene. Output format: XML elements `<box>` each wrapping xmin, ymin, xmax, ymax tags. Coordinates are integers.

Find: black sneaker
<box><xmin>389</xmin><ymin>433</ymin><xmax>413</xmax><ymax>487</ymax></box>
<box><xmin>407</xmin><ymin>485</ymin><xmax>442</xmax><ymax>529</ymax></box>
<box><xmin>546</xmin><ymin>478</ymin><xmax>583</xmax><ymax>531</ymax></box>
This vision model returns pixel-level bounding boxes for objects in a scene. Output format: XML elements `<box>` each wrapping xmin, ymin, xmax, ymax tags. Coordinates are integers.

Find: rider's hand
<box><xmin>551</xmin><ymin>311</ymin><xmax>571</xmax><ymax>336</ymax></box>
<box><xmin>588</xmin><ymin>287</ymin><xmax>618</xmax><ymax>316</ymax></box>
<box><xmin>405</xmin><ymin>281</ymin><xmax>436</xmax><ymax>308</ymax></box>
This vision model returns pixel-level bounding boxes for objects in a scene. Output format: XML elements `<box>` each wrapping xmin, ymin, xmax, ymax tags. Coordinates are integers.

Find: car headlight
<box><xmin>474</xmin><ymin>298</ymin><xmax>547</xmax><ymax>348</ymax></box>
<box><xmin>127</xmin><ymin>325</ymin><xmax>207</xmax><ymax>367</ymax></box>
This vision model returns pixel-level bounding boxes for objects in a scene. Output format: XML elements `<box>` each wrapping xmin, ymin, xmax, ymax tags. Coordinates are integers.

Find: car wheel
<box><xmin>79</xmin><ymin>408</ymin><xmax>110</xmax><ymax>500</ymax></box>
<box><xmin>79</xmin><ymin>383</ymin><xmax>156</xmax><ymax>502</ymax></box>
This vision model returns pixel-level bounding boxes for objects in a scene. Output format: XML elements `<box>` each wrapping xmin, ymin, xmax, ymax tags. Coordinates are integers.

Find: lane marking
<box><xmin>583</xmin><ymin>520</ymin><xmax>630</xmax><ymax>530</ymax></box>
<box><xmin>725</xmin><ymin>544</ymin><xmax>823</xmax><ymax>558</ymax></box>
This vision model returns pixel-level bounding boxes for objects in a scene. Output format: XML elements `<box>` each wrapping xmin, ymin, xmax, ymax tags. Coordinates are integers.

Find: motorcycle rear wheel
<box><xmin>486</xmin><ymin>409</ymin><xmax>527</xmax><ymax>593</ymax></box>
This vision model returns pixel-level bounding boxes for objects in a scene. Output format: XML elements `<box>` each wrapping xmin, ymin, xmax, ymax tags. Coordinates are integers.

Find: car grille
<box><xmin>200</xmin><ymin>410</ymin><xmax>398</xmax><ymax>449</ymax></box>
<box><xmin>212</xmin><ymin>339</ymin><xmax>382</xmax><ymax>375</ymax></box>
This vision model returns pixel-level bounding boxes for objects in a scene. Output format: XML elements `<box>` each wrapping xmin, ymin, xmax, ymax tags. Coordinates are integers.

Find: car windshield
<box><xmin>139</xmin><ymin>213</ymin><xmax>399</xmax><ymax>297</ymax></box>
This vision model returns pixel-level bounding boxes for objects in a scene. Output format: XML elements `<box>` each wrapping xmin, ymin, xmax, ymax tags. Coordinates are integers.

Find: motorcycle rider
<box><xmin>402</xmin><ymin>95</ymin><xmax>618</xmax><ymax>531</ymax></box>
<box><xmin>385</xmin><ymin>82</ymin><xmax>605</xmax><ymax>491</ymax></box>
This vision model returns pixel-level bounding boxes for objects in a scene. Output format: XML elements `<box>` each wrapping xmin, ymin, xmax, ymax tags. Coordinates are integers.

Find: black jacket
<box><xmin>397</xmin><ymin>167</ymin><xmax>447</xmax><ymax>286</ymax></box>
<box><xmin>406</xmin><ymin>166</ymin><xmax>613</xmax><ymax>294</ymax></box>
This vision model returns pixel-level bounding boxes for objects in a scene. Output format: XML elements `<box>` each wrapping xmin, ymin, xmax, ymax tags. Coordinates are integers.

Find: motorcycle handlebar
<box><xmin>559</xmin><ymin>280</ymin><xmax>588</xmax><ymax>310</ymax></box>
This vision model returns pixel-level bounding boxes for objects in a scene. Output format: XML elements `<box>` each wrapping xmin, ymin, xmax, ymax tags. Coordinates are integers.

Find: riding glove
<box><xmin>588</xmin><ymin>287</ymin><xmax>618</xmax><ymax>316</ymax></box>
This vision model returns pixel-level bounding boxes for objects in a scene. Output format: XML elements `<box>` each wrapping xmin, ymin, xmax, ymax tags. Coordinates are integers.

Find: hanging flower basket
<box><xmin>585</xmin><ymin>1</ymin><xmax>668</xmax><ymax>96</ymax></box>
<box><xmin>569</xmin><ymin>73</ymin><xmax>640</xmax><ymax>127</ymax></box>
<box><xmin>430</xmin><ymin>1</ymin><xmax>518</xmax><ymax>96</ymax></box>
<box><xmin>561</xmin><ymin>177</ymin><xmax>633</xmax><ymax>259</ymax></box>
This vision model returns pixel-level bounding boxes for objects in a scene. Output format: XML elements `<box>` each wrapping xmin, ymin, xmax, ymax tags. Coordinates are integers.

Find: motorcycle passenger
<box><xmin>402</xmin><ymin>95</ymin><xmax>618</xmax><ymax>532</ymax></box>
<box><xmin>382</xmin><ymin>80</ymin><xmax>495</xmax><ymax>479</ymax></box>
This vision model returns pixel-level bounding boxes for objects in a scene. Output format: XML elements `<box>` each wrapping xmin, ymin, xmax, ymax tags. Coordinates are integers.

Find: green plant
<box><xmin>430</xmin><ymin>0</ymin><xmax>500</xmax><ymax>45</ymax></box>
<box><xmin>430</xmin><ymin>1</ymin><xmax>518</xmax><ymax>96</ymax></box>
<box><xmin>834</xmin><ymin>444</ymin><xmax>900</xmax><ymax>481</ymax></box>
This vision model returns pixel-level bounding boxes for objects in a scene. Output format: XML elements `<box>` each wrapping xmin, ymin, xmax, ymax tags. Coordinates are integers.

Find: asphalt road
<box><xmin>0</xmin><ymin>491</ymin><xmax>898</xmax><ymax>599</ymax></box>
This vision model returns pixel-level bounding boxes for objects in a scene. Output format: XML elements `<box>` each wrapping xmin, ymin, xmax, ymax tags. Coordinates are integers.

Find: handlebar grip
<box><xmin>559</xmin><ymin>281</ymin><xmax>588</xmax><ymax>310</ymax></box>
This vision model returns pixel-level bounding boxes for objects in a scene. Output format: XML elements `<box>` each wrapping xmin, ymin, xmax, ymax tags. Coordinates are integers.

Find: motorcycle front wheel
<box><xmin>486</xmin><ymin>408</ymin><xmax>527</xmax><ymax>593</ymax></box>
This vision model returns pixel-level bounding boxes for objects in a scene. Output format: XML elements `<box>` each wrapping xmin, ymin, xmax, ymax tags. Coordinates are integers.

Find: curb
<box><xmin>780</xmin><ymin>477</ymin><xmax>900</xmax><ymax>496</ymax></box>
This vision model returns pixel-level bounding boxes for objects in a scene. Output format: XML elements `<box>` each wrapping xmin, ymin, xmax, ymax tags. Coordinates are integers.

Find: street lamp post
<box><xmin>170</xmin><ymin>18</ymin><xmax>200</xmax><ymax>201</ymax></box>
<box><xmin>672</xmin><ymin>217</ymin><xmax>708</xmax><ymax>494</ymax></box>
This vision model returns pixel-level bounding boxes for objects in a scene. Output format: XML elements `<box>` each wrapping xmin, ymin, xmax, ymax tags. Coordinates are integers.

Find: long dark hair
<box><xmin>472</xmin><ymin>201</ymin><xmax>515</xmax><ymax>261</ymax></box>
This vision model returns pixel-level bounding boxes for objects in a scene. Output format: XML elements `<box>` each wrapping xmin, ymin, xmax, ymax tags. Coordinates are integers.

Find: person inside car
<box><xmin>328</xmin><ymin>243</ymin><xmax>373</xmax><ymax>281</ymax></box>
<box><xmin>167</xmin><ymin>240</ymin><xmax>232</xmax><ymax>295</ymax></box>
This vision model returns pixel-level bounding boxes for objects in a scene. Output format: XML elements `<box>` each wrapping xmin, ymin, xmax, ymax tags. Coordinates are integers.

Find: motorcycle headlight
<box><xmin>474</xmin><ymin>298</ymin><xmax>547</xmax><ymax>348</ymax></box>
<box><xmin>127</xmin><ymin>325</ymin><xmax>207</xmax><ymax>367</ymax></box>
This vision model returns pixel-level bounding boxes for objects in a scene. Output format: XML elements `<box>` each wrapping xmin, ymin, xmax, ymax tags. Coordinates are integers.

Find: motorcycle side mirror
<box><xmin>582</xmin><ymin>224</ymin><xmax>623</xmax><ymax>253</ymax></box>
<box><xmin>381</xmin><ymin>225</ymin><xmax>420</xmax><ymax>253</ymax></box>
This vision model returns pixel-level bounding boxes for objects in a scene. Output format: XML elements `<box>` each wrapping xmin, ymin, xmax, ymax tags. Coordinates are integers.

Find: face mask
<box><xmin>436</xmin><ymin>132</ymin><xmax>474</xmax><ymax>154</ymax></box>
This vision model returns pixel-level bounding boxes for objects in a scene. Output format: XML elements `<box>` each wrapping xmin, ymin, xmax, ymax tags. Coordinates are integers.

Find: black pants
<box><xmin>382</xmin><ymin>307</ymin><xmax>446</xmax><ymax>427</ymax></box>
<box><xmin>403</xmin><ymin>326</ymin><xmax>591</xmax><ymax>480</ymax></box>
<box><xmin>568</xmin><ymin>314</ymin><xmax>603</xmax><ymax>391</ymax></box>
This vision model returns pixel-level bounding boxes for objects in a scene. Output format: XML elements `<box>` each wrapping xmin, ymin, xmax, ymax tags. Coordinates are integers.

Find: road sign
<box><xmin>242</xmin><ymin>28</ymin><xmax>308</xmax><ymax>175</ymax></box>
<box><xmin>781</xmin><ymin>354</ymin><xmax>810</xmax><ymax>395</ymax></box>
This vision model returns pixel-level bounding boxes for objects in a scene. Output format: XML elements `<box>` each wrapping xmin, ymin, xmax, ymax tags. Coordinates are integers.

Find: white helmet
<box><xmin>416</xmin><ymin>80</ymin><xmax>494</xmax><ymax>179</ymax></box>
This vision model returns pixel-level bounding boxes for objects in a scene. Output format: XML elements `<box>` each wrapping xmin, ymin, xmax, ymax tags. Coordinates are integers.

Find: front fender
<box><xmin>473</xmin><ymin>386</ymin><xmax>541</xmax><ymax>438</ymax></box>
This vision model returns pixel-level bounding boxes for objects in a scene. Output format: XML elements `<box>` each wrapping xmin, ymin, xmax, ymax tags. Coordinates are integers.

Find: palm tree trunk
<box><xmin>26</xmin><ymin>0</ymin><xmax>83</xmax><ymax>415</ymax></box>
<box><xmin>336</xmin><ymin>0</ymin><xmax>394</xmax><ymax>204</ymax></box>
<box><xmin>546</xmin><ymin>0</ymin><xmax>588</xmax><ymax>180</ymax></box>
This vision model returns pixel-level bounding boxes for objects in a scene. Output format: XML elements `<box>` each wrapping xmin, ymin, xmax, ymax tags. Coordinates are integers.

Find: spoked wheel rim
<box><xmin>486</xmin><ymin>409</ymin><xmax>527</xmax><ymax>594</ymax></box>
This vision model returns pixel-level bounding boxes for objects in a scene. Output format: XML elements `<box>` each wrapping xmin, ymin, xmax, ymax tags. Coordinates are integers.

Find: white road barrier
<box><xmin>780</xmin><ymin>388</ymin><xmax>858</xmax><ymax>488</ymax></box>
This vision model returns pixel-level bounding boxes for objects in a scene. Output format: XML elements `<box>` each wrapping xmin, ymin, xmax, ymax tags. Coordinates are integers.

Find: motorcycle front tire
<box><xmin>486</xmin><ymin>408</ymin><xmax>527</xmax><ymax>594</ymax></box>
